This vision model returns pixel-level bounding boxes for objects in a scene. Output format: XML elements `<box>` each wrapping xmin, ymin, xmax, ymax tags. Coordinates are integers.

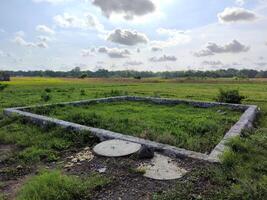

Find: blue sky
<box><xmin>0</xmin><ymin>0</ymin><xmax>267</xmax><ymax>71</ymax></box>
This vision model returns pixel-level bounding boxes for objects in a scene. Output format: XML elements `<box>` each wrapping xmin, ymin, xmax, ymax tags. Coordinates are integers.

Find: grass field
<box><xmin>29</xmin><ymin>101</ymin><xmax>242</xmax><ymax>153</ymax></box>
<box><xmin>0</xmin><ymin>77</ymin><xmax>267</xmax><ymax>199</ymax></box>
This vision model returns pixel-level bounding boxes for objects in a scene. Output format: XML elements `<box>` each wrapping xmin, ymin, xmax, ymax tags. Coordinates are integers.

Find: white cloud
<box><xmin>13</xmin><ymin>36</ymin><xmax>36</xmax><ymax>48</ymax></box>
<box><xmin>53</xmin><ymin>12</ymin><xmax>104</xmax><ymax>32</ymax></box>
<box><xmin>107</xmin><ymin>29</ymin><xmax>149</xmax><ymax>46</ymax></box>
<box><xmin>194</xmin><ymin>49</ymin><xmax>214</xmax><ymax>57</ymax></box>
<box><xmin>151</xmin><ymin>28</ymin><xmax>191</xmax><ymax>48</ymax></box>
<box><xmin>37</xmin><ymin>35</ymin><xmax>51</xmax><ymax>42</ymax></box>
<box><xmin>12</xmin><ymin>36</ymin><xmax>48</xmax><ymax>48</ymax></box>
<box><xmin>54</xmin><ymin>13</ymin><xmax>84</xmax><ymax>28</ymax></box>
<box><xmin>36</xmin><ymin>25</ymin><xmax>55</xmax><ymax>35</ymax></box>
<box><xmin>255</xmin><ymin>62</ymin><xmax>267</xmax><ymax>67</ymax></box>
<box><xmin>151</xmin><ymin>46</ymin><xmax>162</xmax><ymax>52</ymax></box>
<box><xmin>96</xmin><ymin>47</ymin><xmax>131</xmax><ymax>58</ymax></box>
<box><xmin>149</xmin><ymin>55</ymin><xmax>177</xmax><ymax>62</ymax></box>
<box><xmin>92</xmin><ymin>0</ymin><xmax>155</xmax><ymax>20</ymax></box>
<box><xmin>202</xmin><ymin>60</ymin><xmax>223</xmax><ymax>66</ymax></box>
<box><xmin>36</xmin><ymin>42</ymin><xmax>48</xmax><ymax>48</ymax></box>
<box><xmin>218</xmin><ymin>7</ymin><xmax>258</xmax><ymax>23</ymax></box>
<box><xmin>235</xmin><ymin>0</ymin><xmax>245</xmax><ymax>6</ymax></box>
<box><xmin>194</xmin><ymin>40</ymin><xmax>250</xmax><ymax>57</ymax></box>
<box><xmin>124</xmin><ymin>61</ymin><xmax>143</xmax><ymax>66</ymax></box>
<box><xmin>0</xmin><ymin>50</ymin><xmax>11</xmax><ymax>57</ymax></box>
<box><xmin>81</xmin><ymin>49</ymin><xmax>95</xmax><ymax>57</ymax></box>
<box><xmin>85</xmin><ymin>13</ymin><xmax>105</xmax><ymax>32</ymax></box>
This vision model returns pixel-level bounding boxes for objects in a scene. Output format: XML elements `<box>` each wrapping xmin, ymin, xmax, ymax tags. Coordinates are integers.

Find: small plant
<box><xmin>80</xmin><ymin>89</ymin><xmax>86</xmax><ymax>96</ymax></box>
<box><xmin>44</xmin><ymin>88</ymin><xmax>52</xmax><ymax>93</ymax></box>
<box><xmin>0</xmin><ymin>84</ymin><xmax>8</xmax><ymax>91</ymax></box>
<box><xmin>216</xmin><ymin>89</ymin><xmax>245</xmax><ymax>104</ymax></box>
<box><xmin>129</xmin><ymin>167</ymin><xmax>146</xmax><ymax>175</ymax></box>
<box><xmin>104</xmin><ymin>90</ymin><xmax>128</xmax><ymax>97</ymax></box>
<box><xmin>41</xmin><ymin>92</ymin><xmax>51</xmax><ymax>102</ymax></box>
<box><xmin>16</xmin><ymin>170</ymin><xmax>109</xmax><ymax>200</ymax></box>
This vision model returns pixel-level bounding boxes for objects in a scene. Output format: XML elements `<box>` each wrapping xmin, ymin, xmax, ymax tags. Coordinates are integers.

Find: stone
<box><xmin>16</xmin><ymin>165</ymin><xmax>23</xmax><ymax>170</ymax></box>
<box><xmin>97</xmin><ymin>167</ymin><xmax>107</xmax><ymax>173</ymax></box>
<box><xmin>71</xmin><ymin>158</ymin><xmax>78</xmax><ymax>163</ymax></box>
<box><xmin>138</xmin><ymin>146</ymin><xmax>154</xmax><ymax>159</ymax></box>
<box><xmin>139</xmin><ymin>153</ymin><xmax>187</xmax><ymax>180</ymax></box>
<box><xmin>64</xmin><ymin>162</ymin><xmax>74</xmax><ymax>168</ymax></box>
<box><xmin>65</xmin><ymin>148</ymin><xmax>94</xmax><ymax>168</ymax></box>
<box><xmin>93</xmin><ymin>139</ymin><xmax>141</xmax><ymax>157</ymax></box>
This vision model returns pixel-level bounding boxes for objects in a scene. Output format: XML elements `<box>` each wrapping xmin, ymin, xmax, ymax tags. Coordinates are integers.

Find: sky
<box><xmin>0</xmin><ymin>0</ymin><xmax>267</xmax><ymax>72</ymax></box>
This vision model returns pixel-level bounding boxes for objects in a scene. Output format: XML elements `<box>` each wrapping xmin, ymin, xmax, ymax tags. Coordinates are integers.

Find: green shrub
<box><xmin>0</xmin><ymin>84</ymin><xmax>8</xmax><ymax>91</ymax></box>
<box><xmin>16</xmin><ymin>170</ymin><xmax>109</xmax><ymax>200</ymax></box>
<box><xmin>80</xmin><ymin>89</ymin><xmax>86</xmax><ymax>96</ymax></box>
<box><xmin>216</xmin><ymin>89</ymin><xmax>245</xmax><ymax>104</ymax></box>
<box><xmin>44</xmin><ymin>88</ymin><xmax>52</xmax><ymax>93</ymax></box>
<box><xmin>41</xmin><ymin>92</ymin><xmax>51</xmax><ymax>102</ymax></box>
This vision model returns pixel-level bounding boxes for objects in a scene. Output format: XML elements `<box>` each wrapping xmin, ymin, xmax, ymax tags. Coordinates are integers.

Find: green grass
<box><xmin>0</xmin><ymin>117</ymin><xmax>97</xmax><ymax>164</ymax></box>
<box><xmin>0</xmin><ymin>77</ymin><xmax>267</xmax><ymax>199</ymax></box>
<box><xmin>154</xmin><ymin>128</ymin><xmax>267</xmax><ymax>200</ymax></box>
<box><xmin>30</xmin><ymin>101</ymin><xmax>242</xmax><ymax>153</ymax></box>
<box><xmin>16</xmin><ymin>170</ymin><xmax>109</xmax><ymax>200</ymax></box>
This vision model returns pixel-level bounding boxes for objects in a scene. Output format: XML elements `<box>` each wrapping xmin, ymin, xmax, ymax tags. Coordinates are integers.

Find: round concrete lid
<box><xmin>139</xmin><ymin>153</ymin><xmax>187</xmax><ymax>180</ymax></box>
<box><xmin>93</xmin><ymin>139</ymin><xmax>142</xmax><ymax>157</ymax></box>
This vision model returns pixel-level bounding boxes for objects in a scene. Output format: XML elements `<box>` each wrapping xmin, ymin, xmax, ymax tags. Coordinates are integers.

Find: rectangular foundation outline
<box><xmin>3</xmin><ymin>96</ymin><xmax>258</xmax><ymax>163</ymax></box>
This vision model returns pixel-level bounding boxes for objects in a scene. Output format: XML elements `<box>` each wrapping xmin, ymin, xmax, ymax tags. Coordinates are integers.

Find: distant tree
<box><xmin>0</xmin><ymin>71</ymin><xmax>10</xmax><ymax>81</ymax></box>
<box><xmin>4</xmin><ymin>68</ymin><xmax>267</xmax><ymax>79</ymax></box>
<box><xmin>134</xmin><ymin>76</ymin><xmax>142</xmax><ymax>80</ymax></box>
<box><xmin>79</xmin><ymin>74</ymin><xmax>87</xmax><ymax>79</ymax></box>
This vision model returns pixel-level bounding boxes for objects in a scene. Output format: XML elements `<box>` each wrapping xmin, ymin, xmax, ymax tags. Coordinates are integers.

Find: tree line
<box><xmin>2</xmin><ymin>67</ymin><xmax>267</xmax><ymax>79</ymax></box>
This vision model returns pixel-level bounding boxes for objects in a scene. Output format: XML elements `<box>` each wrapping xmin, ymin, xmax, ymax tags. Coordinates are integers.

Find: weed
<box><xmin>80</xmin><ymin>89</ymin><xmax>86</xmax><ymax>96</ymax></box>
<box><xmin>129</xmin><ymin>167</ymin><xmax>146</xmax><ymax>175</ymax></box>
<box><xmin>216</xmin><ymin>89</ymin><xmax>245</xmax><ymax>104</ymax></box>
<box><xmin>103</xmin><ymin>90</ymin><xmax>128</xmax><ymax>97</ymax></box>
<box><xmin>16</xmin><ymin>170</ymin><xmax>109</xmax><ymax>200</ymax></box>
<box><xmin>33</xmin><ymin>102</ymin><xmax>241</xmax><ymax>153</ymax></box>
<box><xmin>41</xmin><ymin>92</ymin><xmax>51</xmax><ymax>102</ymax></box>
<box><xmin>0</xmin><ymin>84</ymin><xmax>8</xmax><ymax>91</ymax></box>
<box><xmin>18</xmin><ymin>147</ymin><xmax>58</xmax><ymax>163</ymax></box>
<box><xmin>44</xmin><ymin>88</ymin><xmax>52</xmax><ymax>93</ymax></box>
<box><xmin>0</xmin><ymin>120</ymin><xmax>96</xmax><ymax>164</ymax></box>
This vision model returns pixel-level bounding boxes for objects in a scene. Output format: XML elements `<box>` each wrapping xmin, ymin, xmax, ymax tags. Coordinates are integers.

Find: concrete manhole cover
<box><xmin>139</xmin><ymin>153</ymin><xmax>188</xmax><ymax>180</ymax></box>
<box><xmin>93</xmin><ymin>139</ymin><xmax>142</xmax><ymax>157</ymax></box>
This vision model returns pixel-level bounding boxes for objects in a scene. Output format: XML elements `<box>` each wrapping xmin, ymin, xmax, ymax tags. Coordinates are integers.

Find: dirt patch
<box><xmin>0</xmin><ymin>144</ymin><xmax>35</xmax><ymax>200</ymax></box>
<box><xmin>0</xmin><ymin>144</ymin><xmax>211</xmax><ymax>200</ymax></box>
<box><xmin>63</xmin><ymin>148</ymin><xmax>206</xmax><ymax>200</ymax></box>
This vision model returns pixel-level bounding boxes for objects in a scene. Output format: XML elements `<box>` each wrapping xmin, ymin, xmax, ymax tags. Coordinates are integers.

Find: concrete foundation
<box><xmin>3</xmin><ymin>96</ymin><xmax>258</xmax><ymax>163</ymax></box>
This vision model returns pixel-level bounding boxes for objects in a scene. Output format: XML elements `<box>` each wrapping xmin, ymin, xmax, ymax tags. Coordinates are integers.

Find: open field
<box><xmin>0</xmin><ymin>77</ymin><xmax>267</xmax><ymax>199</ymax></box>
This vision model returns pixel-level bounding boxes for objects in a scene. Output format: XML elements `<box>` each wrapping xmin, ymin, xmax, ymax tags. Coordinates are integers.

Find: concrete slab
<box><xmin>139</xmin><ymin>153</ymin><xmax>188</xmax><ymax>180</ymax></box>
<box><xmin>93</xmin><ymin>139</ymin><xmax>142</xmax><ymax>157</ymax></box>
